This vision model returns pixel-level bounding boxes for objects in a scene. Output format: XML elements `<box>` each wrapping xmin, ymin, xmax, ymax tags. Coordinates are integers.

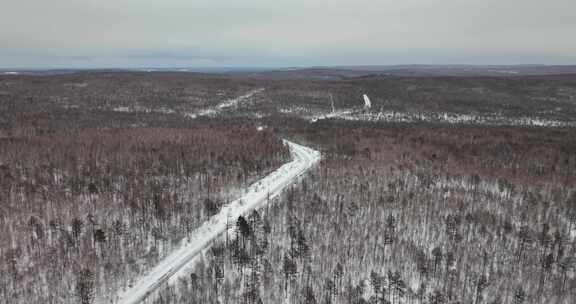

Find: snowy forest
<box><xmin>1</xmin><ymin>71</ymin><xmax>575</xmax><ymax>304</ymax></box>
<box><xmin>0</xmin><ymin>123</ymin><xmax>289</xmax><ymax>303</ymax></box>
<box><xmin>152</xmin><ymin>123</ymin><xmax>576</xmax><ymax>304</ymax></box>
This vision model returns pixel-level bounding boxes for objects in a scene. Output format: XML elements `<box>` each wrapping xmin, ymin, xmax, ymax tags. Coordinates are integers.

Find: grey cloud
<box><xmin>0</xmin><ymin>0</ymin><xmax>574</xmax><ymax>68</ymax></box>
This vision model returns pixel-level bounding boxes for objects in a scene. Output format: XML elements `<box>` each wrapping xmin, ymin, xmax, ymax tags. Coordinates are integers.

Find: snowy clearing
<box><xmin>185</xmin><ymin>88</ymin><xmax>265</xmax><ymax>118</ymax></box>
<box><xmin>114</xmin><ymin>140</ymin><xmax>320</xmax><ymax>304</ymax></box>
<box><xmin>309</xmin><ymin>109</ymin><xmax>576</xmax><ymax>127</ymax></box>
<box><xmin>112</xmin><ymin>106</ymin><xmax>176</xmax><ymax>114</ymax></box>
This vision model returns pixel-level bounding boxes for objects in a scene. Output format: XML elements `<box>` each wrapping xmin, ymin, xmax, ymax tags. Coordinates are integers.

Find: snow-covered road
<box><xmin>115</xmin><ymin>140</ymin><xmax>320</xmax><ymax>304</ymax></box>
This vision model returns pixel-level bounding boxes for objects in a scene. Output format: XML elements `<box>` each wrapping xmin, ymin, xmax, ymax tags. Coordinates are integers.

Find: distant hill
<box><xmin>224</xmin><ymin>64</ymin><xmax>576</xmax><ymax>79</ymax></box>
<box><xmin>4</xmin><ymin>65</ymin><xmax>576</xmax><ymax>79</ymax></box>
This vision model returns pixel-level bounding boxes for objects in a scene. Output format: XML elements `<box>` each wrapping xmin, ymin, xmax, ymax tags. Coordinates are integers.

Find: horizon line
<box><xmin>2</xmin><ymin>63</ymin><xmax>576</xmax><ymax>72</ymax></box>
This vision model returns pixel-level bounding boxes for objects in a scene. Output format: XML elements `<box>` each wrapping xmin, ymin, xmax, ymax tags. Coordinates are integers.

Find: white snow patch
<box><xmin>315</xmin><ymin>110</ymin><xmax>576</xmax><ymax>127</ymax></box>
<box><xmin>363</xmin><ymin>94</ymin><xmax>372</xmax><ymax>109</ymax></box>
<box><xmin>111</xmin><ymin>106</ymin><xmax>176</xmax><ymax>114</ymax></box>
<box><xmin>497</xmin><ymin>70</ymin><xmax>519</xmax><ymax>74</ymax></box>
<box><xmin>113</xmin><ymin>106</ymin><xmax>131</xmax><ymax>113</ymax></box>
<box><xmin>310</xmin><ymin>109</ymin><xmax>354</xmax><ymax>122</ymax></box>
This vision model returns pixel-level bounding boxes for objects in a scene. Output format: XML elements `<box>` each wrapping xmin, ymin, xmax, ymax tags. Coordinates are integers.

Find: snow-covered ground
<box><xmin>310</xmin><ymin>109</ymin><xmax>354</xmax><ymax>122</ymax></box>
<box><xmin>185</xmin><ymin>88</ymin><xmax>265</xmax><ymax>118</ymax></box>
<box><xmin>343</xmin><ymin>111</ymin><xmax>576</xmax><ymax>127</ymax></box>
<box><xmin>308</xmin><ymin>108</ymin><xmax>576</xmax><ymax>127</ymax></box>
<box><xmin>112</xmin><ymin>106</ymin><xmax>176</xmax><ymax>114</ymax></box>
<box><xmin>113</xmin><ymin>140</ymin><xmax>320</xmax><ymax>304</ymax></box>
<box><xmin>295</xmin><ymin>92</ymin><xmax>576</xmax><ymax>127</ymax></box>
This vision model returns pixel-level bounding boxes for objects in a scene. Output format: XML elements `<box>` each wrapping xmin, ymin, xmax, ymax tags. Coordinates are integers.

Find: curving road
<box><xmin>115</xmin><ymin>140</ymin><xmax>320</xmax><ymax>304</ymax></box>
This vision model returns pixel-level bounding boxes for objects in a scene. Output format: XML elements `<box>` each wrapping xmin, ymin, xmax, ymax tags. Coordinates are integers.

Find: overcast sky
<box><xmin>1</xmin><ymin>0</ymin><xmax>575</xmax><ymax>68</ymax></box>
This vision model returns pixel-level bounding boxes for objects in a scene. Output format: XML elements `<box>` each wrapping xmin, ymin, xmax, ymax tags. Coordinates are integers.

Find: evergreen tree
<box><xmin>76</xmin><ymin>268</ymin><xmax>95</xmax><ymax>304</ymax></box>
<box><xmin>514</xmin><ymin>287</ymin><xmax>526</xmax><ymax>304</ymax></box>
<box><xmin>303</xmin><ymin>286</ymin><xmax>318</xmax><ymax>304</ymax></box>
